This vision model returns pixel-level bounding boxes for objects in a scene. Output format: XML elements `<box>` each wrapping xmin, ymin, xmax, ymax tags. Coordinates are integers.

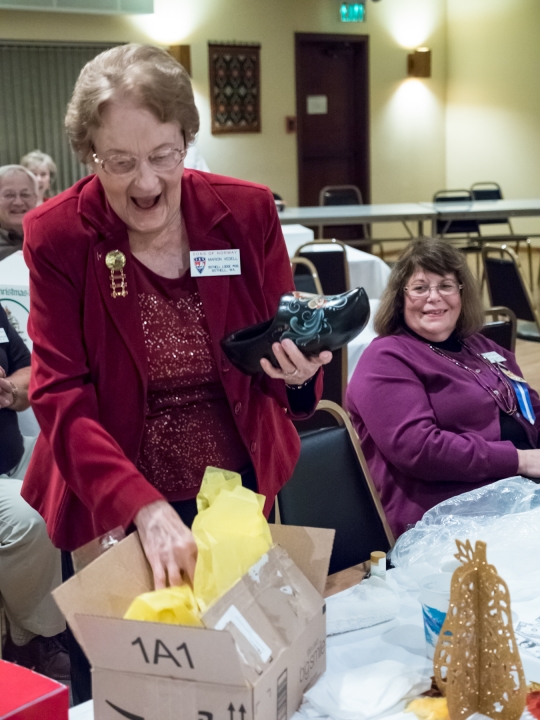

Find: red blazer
<box><xmin>22</xmin><ymin>170</ymin><xmax>322</xmax><ymax>551</ymax></box>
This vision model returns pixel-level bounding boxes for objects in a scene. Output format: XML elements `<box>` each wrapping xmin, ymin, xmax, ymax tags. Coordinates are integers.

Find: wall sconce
<box><xmin>407</xmin><ymin>47</ymin><xmax>431</xmax><ymax>78</ymax></box>
<box><xmin>168</xmin><ymin>45</ymin><xmax>192</xmax><ymax>76</ymax></box>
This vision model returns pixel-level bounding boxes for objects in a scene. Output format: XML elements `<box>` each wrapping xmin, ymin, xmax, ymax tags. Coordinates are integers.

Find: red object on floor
<box><xmin>0</xmin><ymin>659</ymin><xmax>68</xmax><ymax>719</ymax></box>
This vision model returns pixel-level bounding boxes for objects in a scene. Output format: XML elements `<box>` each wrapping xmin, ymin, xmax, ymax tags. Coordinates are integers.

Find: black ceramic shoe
<box><xmin>221</xmin><ymin>287</ymin><xmax>370</xmax><ymax>375</ymax></box>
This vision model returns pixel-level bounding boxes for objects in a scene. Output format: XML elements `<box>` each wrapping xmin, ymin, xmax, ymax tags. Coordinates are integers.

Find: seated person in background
<box><xmin>347</xmin><ymin>239</ymin><xmax>540</xmax><ymax>537</ymax></box>
<box><xmin>0</xmin><ymin>165</ymin><xmax>38</xmax><ymax>261</ymax></box>
<box><xmin>20</xmin><ymin>150</ymin><xmax>57</xmax><ymax>205</ymax></box>
<box><xmin>0</xmin><ymin>305</ymin><xmax>68</xmax><ymax>680</ymax></box>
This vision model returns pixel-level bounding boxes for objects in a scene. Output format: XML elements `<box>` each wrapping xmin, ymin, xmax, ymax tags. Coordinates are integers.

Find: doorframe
<box><xmin>294</xmin><ymin>32</ymin><xmax>371</xmax><ymax>207</ymax></box>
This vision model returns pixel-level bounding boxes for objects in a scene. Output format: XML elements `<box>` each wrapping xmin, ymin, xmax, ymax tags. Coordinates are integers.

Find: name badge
<box><xmin>190</xmin><ymin>250</ymin><xmax>241</xmax><ymax>277</ymax></box>
<box><xmin>499</xmin><ymin>366</ymin><xmax>535</xmax><ymax>424</ymax></box>
<box><xmin>0</xmin><ymin>328</ymin><xmax>8</xmax><ymax>343</ymax></box>
<box><xmin>481</xmin><ymin>351</ymin><xmax>507</xmax><ymax>364</ymax></box>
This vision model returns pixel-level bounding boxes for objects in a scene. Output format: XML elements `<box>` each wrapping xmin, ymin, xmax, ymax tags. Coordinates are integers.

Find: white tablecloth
<box><xmin>281</xmin><ymin>223</ymin><xmax>315</xmax><ymax>255</ymax></box>
<box><xmin>347</xmin><ymin>299</ymin><xmax>378</xmax><ymax>381</ymax></box>
<box><xmin>69</xmin><ymin>701</ymin><xmax>94</xmax><ymax>719</ymax></box>
<box><xmin>70</xmin><ymin>565</ymin><xmax>540</xmax><ymax>720</ymax></box>
<box><xmin>293</xmin><ymin>567</ymin><xmax>540</xmax><ymax>720</ymax></box>
<box><xmin>281</xmin><ymin>227</ymin><xmax>391</xmax><ymax>302</ymax></box>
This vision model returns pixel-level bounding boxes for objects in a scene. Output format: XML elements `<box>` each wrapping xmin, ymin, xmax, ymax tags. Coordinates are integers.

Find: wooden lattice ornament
<box><xmin>433</xmin><ymin>540</ymin><xmax>527</xmax><ymax>720</ymax></box>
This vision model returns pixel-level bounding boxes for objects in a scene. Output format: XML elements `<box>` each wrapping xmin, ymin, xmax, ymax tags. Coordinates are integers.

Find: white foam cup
<box><xmin>419</xmin><ymin>573</ymin><xmax>452</xmax><ymax>660</ymax></box>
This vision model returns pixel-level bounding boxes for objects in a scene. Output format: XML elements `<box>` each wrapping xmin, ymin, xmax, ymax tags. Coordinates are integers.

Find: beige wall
<box><xmin>446</xmin><ymin>0</ymin><xmax>540</xmax><ymax>234</ymax></box>
<box><xmin>0</xmin><ymin>0</ymin><xmax>447</xmax><ymax>213</ymax></box>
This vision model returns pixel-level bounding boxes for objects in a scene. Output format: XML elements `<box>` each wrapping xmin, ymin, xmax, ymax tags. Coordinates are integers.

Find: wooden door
<box><xmin>295</xmin><ymin>33</ymin><xmax>370</xmax><ymax>242</ymax></box>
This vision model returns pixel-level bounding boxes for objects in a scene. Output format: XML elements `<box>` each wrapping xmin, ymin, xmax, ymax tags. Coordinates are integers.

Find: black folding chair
<box><xmin>482</xmin><ymin>244</ymin><xmax>540</xmax><ymax>342</ymax></box>
<box><xmin>318</xmin><ymin>184</ymin><xmax>371</xmax><ymax>249</ymax></box>
<box><xmin>295</xmin><ymin>239</ymin><xmax>350</xmax><ymax>295</ymax></box>
<box><xmin>471</xmin><ymin>182</ymin><xmax>533</xmax><ymax>288</ymax></box>
<box><xmin>433</xmin><ymin>189</ymin><xmax>482</xmax><ymax>276</ymax></box>
<box><xmin>279</xmin><ymin>401</ymin><xmax>394</xmax><ymax>575</ymax></box>
<box><xmin>433</xmin><ymin>189</ymin><xmax>480</xmax><ymax>237</ymax></box>
<box><xmin>480</xmin><ymin>306</ymin><xmax>517</xmax><ymax>352</ymax></box>
<box><xmin>290</xmin><ymin>256</ymin><xmax>323</xmax><ymax>295</ymax></box>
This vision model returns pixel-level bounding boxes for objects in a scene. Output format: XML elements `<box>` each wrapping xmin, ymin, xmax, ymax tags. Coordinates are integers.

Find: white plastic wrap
<box><xmin>390</xmin><ymin>477</ymin><xmax>540</xmax><ymax>602</ymax></box>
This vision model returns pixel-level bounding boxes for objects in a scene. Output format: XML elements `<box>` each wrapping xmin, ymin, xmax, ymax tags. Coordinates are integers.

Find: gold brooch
<box><xmin>105</xmin><ymin>250</ymin><xmax>128</xmax><ymax>298</ymax></box>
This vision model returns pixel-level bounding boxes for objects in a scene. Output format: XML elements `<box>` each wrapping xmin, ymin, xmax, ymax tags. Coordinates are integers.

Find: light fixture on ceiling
<box><xmin>407</xmin><ymin>47</ymin><xmax>431</xmax><ymax>78</ymax></box>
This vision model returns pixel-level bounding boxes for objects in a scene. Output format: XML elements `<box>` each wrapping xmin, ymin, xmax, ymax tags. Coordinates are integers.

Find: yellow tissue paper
<box><xmin>124</xmin><ymin>466</ymin><xmax>272</xmax><ymax>624</ymax></box>
<box><xmin>405</xmin><ymin>698</ymin><xmax>449</xmax><ymax>720</ymax></box>
<box><xmin>124</xmin><ymin>584</ymin><xmax>203</xmax><ymax>626</ymax></box>
<box><xmin>193</xmin><ymin>466</ymin><xmax>273</xmax><ymax>613</ymax></box>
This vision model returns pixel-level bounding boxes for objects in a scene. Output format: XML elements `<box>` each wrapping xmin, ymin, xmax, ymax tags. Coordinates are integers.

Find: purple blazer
<box><xmin>346</xmin><ymin>331</ymin><xmax>540</xmax><ymax>537</ymax></box>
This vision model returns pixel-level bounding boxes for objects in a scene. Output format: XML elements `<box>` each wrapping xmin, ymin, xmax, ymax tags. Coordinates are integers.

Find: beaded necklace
<box><xmin>428</xmin><ymin>340</ymin><xmax>517</xmax><ymax>416</ymax></box>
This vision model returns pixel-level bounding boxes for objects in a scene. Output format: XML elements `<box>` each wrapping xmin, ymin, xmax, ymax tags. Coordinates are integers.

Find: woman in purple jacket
<box><xmin>347</xmin><ymin>239</ymin><xmax>540</xmax><ymax>537</ymax></box>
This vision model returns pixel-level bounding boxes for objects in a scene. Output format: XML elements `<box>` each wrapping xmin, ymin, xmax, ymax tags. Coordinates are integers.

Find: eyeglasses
<box><xmin>404</xmin><ymin>280</ymin><xmax>463</xmax><ymax>298</ymax></box>
<box><xmin>92</xmin><ymin>146</ymin><xmax>187</xmax><ymax>176</ymax></box>
<box><xmin>0</xmin><ymin>191</ymin><xmax>36</xmax><ymax>202</ymax></box>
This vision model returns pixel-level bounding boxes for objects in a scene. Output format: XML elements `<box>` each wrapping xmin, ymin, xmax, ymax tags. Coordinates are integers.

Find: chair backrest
<box><xmin>290</xmin><ymin>257</ymin><xmax>323</xmax><ymax>295</ymax></box>
<box><xmin>470</xmin><ymin>182</ymin><xmax>503</xmax><ymax>202</ymax></box>
<box><xmin>295</xmin><ymin>239</ymin><xmax>350</xmax><ymax>295</ymax></box>
<box><xmin>482</xmin><ymin>244</ymin><xmax>539</xmax><ymax>324</ymax></box>
<box><xmin>480</xmin><ymin>306</ymin><xmax>517</xmax><ymax>352</ymax></box>
<box><xmin>433</xmin><ymin>189</ymin><xmax>480</xmax><ymax>235</ymax></box>
<box><xmin>319</xmin><ymin>185</ymin><xmax>362</xmax><ymax>207</ymax></box>
<box><xmin>279</xmin><ymin>401</ymin><xmax>394</xmax><ymax>575</ymax></box>
<box><xmin>470</xmin><ymin>182</ymin><xmax>510</xmax><ymax>228</ymax></box>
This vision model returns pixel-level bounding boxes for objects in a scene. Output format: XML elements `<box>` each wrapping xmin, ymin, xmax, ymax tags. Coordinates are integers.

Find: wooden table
<box><xmin>324</xmin><ymin>561</ymin><xmax>369</xmax><ymax>597</ymax></box>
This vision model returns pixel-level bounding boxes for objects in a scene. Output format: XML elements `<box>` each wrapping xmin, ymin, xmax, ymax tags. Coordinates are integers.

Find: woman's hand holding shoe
<box><xmin>134</xmin><ymin>500</ymin><xmax>198</xmax><ymax>589</ymax></box>
<box><xmin>260</xmin><ymin>338</ymin><xmax>332</xmax><ymax>385</ymax></box>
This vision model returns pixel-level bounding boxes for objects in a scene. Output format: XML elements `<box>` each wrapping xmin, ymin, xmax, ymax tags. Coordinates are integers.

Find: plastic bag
<box><xmin>193</xmin><ymin>466</ymin><xmax>273</xmax><ymax>613</ymax></box>
<box><xmin>125</xmin><ymin>466</ymin><xmax>272</xmax><ymax>623</ymax></box>
<box><xmin>390</xmin><ymin>476</ymin><xmax>540</xmax><ymax>602</ymax></box>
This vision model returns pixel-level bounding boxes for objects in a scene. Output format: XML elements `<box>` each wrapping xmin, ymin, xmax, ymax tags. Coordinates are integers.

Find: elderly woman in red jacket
<box><xmin>23</xmin><ymin>44</ymin><xmax>328</xmax><ymax>632</ymax></box>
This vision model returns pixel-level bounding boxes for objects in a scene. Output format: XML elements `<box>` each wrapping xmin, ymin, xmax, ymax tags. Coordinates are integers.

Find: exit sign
<box><xmin>340</xmin><ymin>2</ymin><xmax>365</xmax><ymax>22</ymax></box>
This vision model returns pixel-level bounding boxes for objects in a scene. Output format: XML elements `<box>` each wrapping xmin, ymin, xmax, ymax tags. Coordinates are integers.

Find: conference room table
<box><xmin>278</xmin><ymin>202</ymin><xmax>435</xmax><ymax>238</ymax></box>
<box><xmin>279</xmin><ymin>198</ymin><xmax>540</xmax><ymax>239</ymax></box>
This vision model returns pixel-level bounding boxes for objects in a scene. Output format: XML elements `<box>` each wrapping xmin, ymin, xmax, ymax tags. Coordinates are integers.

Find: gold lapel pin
<box><xmin>105</xmin><ymin>250</ymin><xmax>128</xmax><ymax>299</ymax></box>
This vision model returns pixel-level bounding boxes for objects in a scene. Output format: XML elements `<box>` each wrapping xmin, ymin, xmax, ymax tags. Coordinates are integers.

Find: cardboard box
<box><xmin>0</xmin><ymin>659</ymin><xmax>69</xmax><ymax>719</ymax></box>
<box><xmin>0</xmin><ymin>251</ymin><xmax>31</xmax><ymax>349</ymax></box>
<box><xmin>54</xmin><ymin>525</ymin><xmax>334</xmax><ymax>720</ymax></box>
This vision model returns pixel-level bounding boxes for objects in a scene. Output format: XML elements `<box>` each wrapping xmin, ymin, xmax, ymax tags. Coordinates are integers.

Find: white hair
<box><xmin>0</xmin><ymin>165</ymin><xmax>39</xmax><ymax>195</ymax></box>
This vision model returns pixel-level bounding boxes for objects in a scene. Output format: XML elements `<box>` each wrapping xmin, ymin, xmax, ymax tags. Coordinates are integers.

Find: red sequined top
<box><xmin>133</xmin><ymin>256</ymin><xmax>250</xmax><ymax>501</ymax></box>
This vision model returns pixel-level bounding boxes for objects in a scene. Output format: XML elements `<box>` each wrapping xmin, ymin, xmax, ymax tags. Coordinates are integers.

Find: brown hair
<box><xmin>374</xmin><ymin>238</ymin><xmax>484</xmax><ymax>338</ymax></box>
<box><xmin>65</xmin><ymin>44</ymin><xmax>199</xmax><ymax>163</ymax></box>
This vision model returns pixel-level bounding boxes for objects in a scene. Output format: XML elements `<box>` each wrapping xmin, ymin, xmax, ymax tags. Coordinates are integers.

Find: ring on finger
<box><xmin>285</xmin><ymin>369</ymin><xmax>299</xmax><ymax>377</ymax></box>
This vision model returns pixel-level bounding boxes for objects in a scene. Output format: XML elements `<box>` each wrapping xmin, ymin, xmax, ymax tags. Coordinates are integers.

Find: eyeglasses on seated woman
<box><xmin>346</xmin><ymin>238</ymin><xmax>540</xmax><ymax>539</ymax></box>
